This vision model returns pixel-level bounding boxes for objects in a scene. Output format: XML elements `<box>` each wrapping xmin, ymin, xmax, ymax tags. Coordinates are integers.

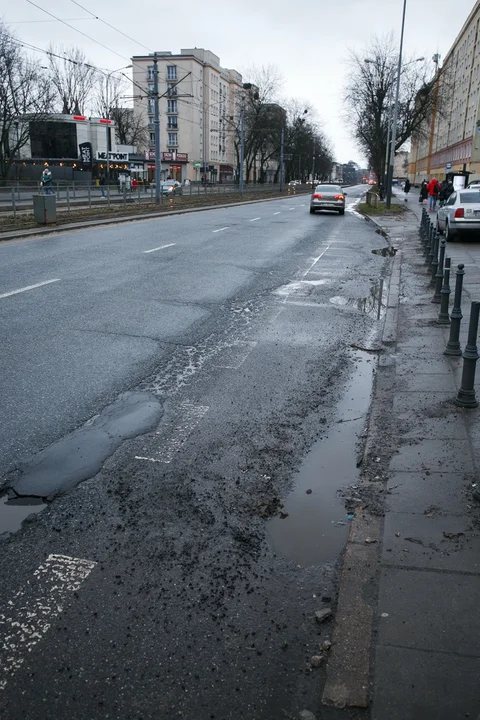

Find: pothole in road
<box><xmin>266</xmin><ymin>355</ymin><xmax>375</xmax><ymax>566</ymax></box>
<box><xmin>372</xmin><ymin>246</ymin><xmax>397</xmax><ymax>257</ymax></box>
<box><xmin>0</xmin><ymin>492</ymin><xmax>46</xmax><ymax>534</ymax></box>
<box><xmin>329</xmin><ymin>279</ymin><xmax>386</xmax><ymax>318</ymax></box>
<box><xmin>7</xmin><ymin>391</ymin><xmax>163</xmax><ymax>501</ymax></box>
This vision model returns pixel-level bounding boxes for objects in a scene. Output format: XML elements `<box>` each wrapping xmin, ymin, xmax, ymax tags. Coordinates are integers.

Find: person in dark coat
<box><xmin>404</xmin><ymin>178</ymin><xmax>411</xmax><ymax>201</ymax></box>
<box><xmin>419</xmin><ymin>179</ymin><xmax>428</xmax><ymax>203</ymax></box>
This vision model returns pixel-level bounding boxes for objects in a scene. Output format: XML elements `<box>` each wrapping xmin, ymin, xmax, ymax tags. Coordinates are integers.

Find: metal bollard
<box><xmin>66</xmin><ymin>186</ymin><xmax>71</xmax><ymax>212</ymax></box>
<box><xmin>437</xmin><ymin>257</ymin><xmax>451</xmax><ymax>324</ymax></box>
<box><xmin>87</xmin><ymin>185</ymin><xmax>91</xmax><ymax>209</ymax></box>
<box><xmin>424</xmin><ymin>221</ymin><xmax>431</xmax><ymax>255</ymax></box>
<box><xmin>429</xmin><ymin>232</ymin><xmax>439</xmax><ymax>285</ymax></box>
<box><xmin>455</xmin><ymin>301</ymin><xmax>480</xmax><ymax>408</ymax></box>
<box><xmin>432</xmin><ymin>238</ymin><xmax>446</xmax><ymax>303</ymax></box>
<box><xmin>425</xmin><ymin>223</ymin><xmax>433</xmax><ymax>261</ymax></box>
<box><xmin>11</xmin><ymin>187</ymin><xmax>16</xmax><ymax>218</ymax></box>
<box><xmin>445</xmin><ymin>264</ymin><xmax>465</xmax><ymax>356</ymax></box>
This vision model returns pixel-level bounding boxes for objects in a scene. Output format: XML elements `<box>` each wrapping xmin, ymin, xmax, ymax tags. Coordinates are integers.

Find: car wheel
<box><xmin>309</xmin><ymin>208</ymin><xmax>315</xmax><ymax>215</ymax></box>
<box><xmin>338</xmin><ymin>209</ymin><xmax>345</xmax><ymax>216</ymax></box>
<box><xmin>445</xmin><ymin>222</ymin><xmax>456</xmax><ymax>242</ymax></box>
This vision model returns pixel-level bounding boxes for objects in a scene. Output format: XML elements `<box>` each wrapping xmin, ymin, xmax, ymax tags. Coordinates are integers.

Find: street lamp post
<box><xmin>386</xmin><ymin>0</ymin><xmax>407</xmax><ymax>209</ymax></box>
<box><xmin>104</xmin><ymin>64</ymin><xmax>132</xmax><ymax>190</ymax></box>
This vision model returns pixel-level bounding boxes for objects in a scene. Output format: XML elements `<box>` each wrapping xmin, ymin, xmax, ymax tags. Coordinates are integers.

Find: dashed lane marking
<box><xmin>212</xmin><ymin>227</ymin><xmax>229</xmax><ymax>233</ymax></box>
<box><xmin>213</xmin><ymin>341</ymin><xmax>257</xmax><ymax>369</ymax></box>
<box><xmin>249</xmin><ymin>217</ymin><xmax>261</xmax><ymax>222</ymax></box>
<box><xmin>0</xmin><ymin>279</ymin><xmax>60</xmax><ymax>300</ymax></box>
<box><xmin>273</xmin><ymin>212</ymin><xmax>281</xmax><ymax>215</ymax></box>
<box><xmin>135</xmin><ymin>402</ymin><xmax>209</xmax><ymax>464</ymax></box>
<box><xmin>0</xmin><ymin>554</ymin><xmax>97</xmax><ymax>691</ymax></box>
<box><xmin>143</xmin><ymin>243</ymin><xmax>176</xmax><ymax>253</ymax></box>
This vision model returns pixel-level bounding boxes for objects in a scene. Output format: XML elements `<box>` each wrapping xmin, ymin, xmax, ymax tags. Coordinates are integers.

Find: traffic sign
<box><xmin>446</xmin><ymin>162</ymin><xmax>452</xmax><ymax>170</ymax></box>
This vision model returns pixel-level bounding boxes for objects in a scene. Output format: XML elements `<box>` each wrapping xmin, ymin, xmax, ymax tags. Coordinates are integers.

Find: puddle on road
<box><xmin>267</xmin><ymin>356</ymin><xmax>375</xmax><ymax>566</ymax></box>
<box><xmin>372</xmin><ymin>247</ymin><xmax>397</xmax><ymax>257</ymax></box>
<box><xmin>0</xmin><ymin>493</ymin><xmax>46</xmax><ymax>534</ymax></box>
<box><xmin>329</xmin><ymin>278</ymin><xmax>386</xmax><ymax>318</ymax></box>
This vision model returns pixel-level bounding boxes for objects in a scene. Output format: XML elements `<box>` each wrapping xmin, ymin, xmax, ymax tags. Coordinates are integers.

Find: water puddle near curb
<box><xmin>0</xmin><ymin>493</ymin><xmax>46</xmax><ymax>534</ymax></box>
<box><xmin>267</xmin><ymin>356</ymin><xmax>375</xmax><ymax>566</ymax></box>
<box><xmin>372</xmin><ymin>247</ymin><xmax>397</xmax><ymax>257</ymax></box>
<box><xmin>329</xmin><ymin>279</ymin><xmax>386</xmax><ymax>318</ymax></box>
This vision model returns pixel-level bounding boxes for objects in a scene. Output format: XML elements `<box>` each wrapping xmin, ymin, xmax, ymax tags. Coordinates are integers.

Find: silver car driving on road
<box><xmin>436</xmin><ymin>189</ymin><xmax>480</xmax><ymax>241</ymax></box>
<box><xmin>309</xmin><ymin>184</ymin><xmax>346</xmax><ymax>215</ymax></box>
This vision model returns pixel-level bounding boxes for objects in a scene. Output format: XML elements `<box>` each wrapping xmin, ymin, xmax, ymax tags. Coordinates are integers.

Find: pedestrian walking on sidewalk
<box><xmin>419</xmin><ymin>179</ymin><xmax>428</xmax><ymax>204</ymax></box>
<box><xmin>99</xmin><ymin>172</ymin><xmax>106</xmax><ymax>198</ymax></box>
<box><xmin>427</xmin><ymin>177</ymin><xmax>440</xmax><ymax>211</ymax></box>
<box><xmin>403</xmin><ymin>178</ymin><xmax>411</xmax><ymax>202</ymax></box>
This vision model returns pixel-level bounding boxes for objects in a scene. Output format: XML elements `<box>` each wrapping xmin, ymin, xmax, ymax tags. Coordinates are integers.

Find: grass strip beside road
<box><xmin>357</xmin><ymin>201</ymin><xmax>406</xmax><ymax>216</ymax></box>
<box><xmin>0</xmin><ymin>189</ymin><xmax>311</xmax><ymax>236</ymax></box>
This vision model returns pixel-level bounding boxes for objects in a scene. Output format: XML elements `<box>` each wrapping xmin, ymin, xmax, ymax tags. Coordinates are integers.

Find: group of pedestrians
<box><xmin>418</xmin><ymin>177</ymin><xmax>454</xmax><ymax>210</ymax></box>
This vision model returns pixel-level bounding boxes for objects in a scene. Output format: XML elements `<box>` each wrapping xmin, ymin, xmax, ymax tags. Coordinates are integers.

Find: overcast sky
<box><xmin>5</xmin><ymin>0</ymin><xmax>477</xmax><ymax>165</ymax></box>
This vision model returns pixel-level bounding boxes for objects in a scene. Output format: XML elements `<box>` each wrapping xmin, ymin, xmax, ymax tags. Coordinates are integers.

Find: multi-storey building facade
<box><xmin>131</xmin><ymin>49</ymin><xmax>243</xmax><ymax>183</ymax></box>
<box><xmin>409</xmin><ymin>1</ymin><xmax>480</xmax><ymax>186</ymax></box>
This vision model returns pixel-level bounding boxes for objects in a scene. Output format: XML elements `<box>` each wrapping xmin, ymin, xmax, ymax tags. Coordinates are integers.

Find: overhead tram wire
<box><xmin>69</xmin><ymin>0</ymin><xmax>152</xmax><ymax>53</ymax></box>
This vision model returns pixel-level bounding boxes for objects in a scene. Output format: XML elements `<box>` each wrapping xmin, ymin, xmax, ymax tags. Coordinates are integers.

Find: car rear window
<box><xmin>459</xmin><ymin>192</ymin><xmax>480</xmax><ymax>203</ymax></box>
<box><xmin>315</xmin><ymin>185</ymin><xmax>341</xmax><ymax>193</ymax></box>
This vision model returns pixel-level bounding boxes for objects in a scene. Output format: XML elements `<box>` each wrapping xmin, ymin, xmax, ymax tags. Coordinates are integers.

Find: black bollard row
<box><xmin>432</xmin><ymin>239</ymin><xmax>446</xmax><ymax>304</ymax></box>
<box><xmin>429</xmin><ymin>232</ymin><xmax>439</xmax><ymax>285</ymax></box>
<box><xmin>455</xmin><ymin>301</ymin><xmax>480</xmax><ymax>408</ymax></box>
<box><xmin>445</xmin><ymin>264</ymin><xmax>465</xmax><ymax>356</ymax></box>
<box><xmin>437</xmin><ymin>257</ymin><xmax>451</xmax><ymax>325</ymax></box>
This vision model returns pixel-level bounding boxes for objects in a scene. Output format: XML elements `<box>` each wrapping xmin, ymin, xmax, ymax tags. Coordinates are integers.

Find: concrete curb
<box><xmin>322</xmin><ymin>216</ymin><xmax>402</xmax><ymax>709</ymax></box>
<box><xmin>0</xmin><ymin>192</ymin><xmax>311</xmax><ymax>243</ymax></box>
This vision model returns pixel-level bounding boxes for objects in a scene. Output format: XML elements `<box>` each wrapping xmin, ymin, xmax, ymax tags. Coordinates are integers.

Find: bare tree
<box><xmin>0</xmin><ymin>22</ymin><xmax>54</xmax><ymax>184</ymax></box>
<box><xmin>47</xmin><ymin>44</ymin><xmax>97</xmax><ymax>115</ymax></box>
<box><xmin>92</xmin><ymin>72</ymin><xmax>148</xmax><ymax>147</ymax></box>
<box><xmin>344</xmin><ymin>35</ymin><xmax>442</xmax><ymax>184</ymax></box>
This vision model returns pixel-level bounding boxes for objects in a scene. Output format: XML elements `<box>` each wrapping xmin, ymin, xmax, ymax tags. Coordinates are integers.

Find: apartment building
<box><xmin>131</xmin><ymin>49</ymin><xmax>243</xmax><ymax>183</ymax></box>
<box><xmin>409</xmin><ymin>0</ymin><xmax>480</xmax><ymax>186</ymax></box>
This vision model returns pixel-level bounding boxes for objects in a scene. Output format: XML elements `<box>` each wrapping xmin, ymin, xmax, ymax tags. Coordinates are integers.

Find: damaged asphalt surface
<box><xmin>0</xmin><ymin>187</ymin><xmax>387</xmax><ymax>719</ymax></box>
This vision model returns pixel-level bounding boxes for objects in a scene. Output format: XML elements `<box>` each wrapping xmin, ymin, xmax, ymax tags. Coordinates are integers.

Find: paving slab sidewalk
<box><xmin>369</xmin><ymin>191</ymin><xmax>480</xmax><ymax>719</ymax></box>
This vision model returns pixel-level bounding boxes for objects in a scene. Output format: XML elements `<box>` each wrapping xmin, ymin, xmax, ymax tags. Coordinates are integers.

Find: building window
<box><xmin>147</xmin><ymin>66</ymin><xmax>154</xmax><ymax>81</ymax></box>
<box><xmin>150</xmin><ymin>132</ymin><xmax>155</xmax><ymax>144</ymax></box>
<box><xmin>167</xmin><ymin>83</ymin><xmax>177</xmax><ymax>97</ymax></box>
<box><xmin>167</xmin><ymin>99</ymin><xmax>178</xmax><ymax>113</ymax></box>
<box><xmin>168</xmin><ymin>116</ymin><xmax>178</xmax><ymax>129</ymax></box>
<box><xmin>168</xmin><ymin>133</ymin><xmax>178</xmax><ymax>146</ymax></box>
<box><xmin>148</xmin><ymin>98</ymin><xmax>155</xmax><ymax>114</ymax></box>
<box><xmin>167</xmin><ymin>65</ymin><xmax>177</xmax><ymax>80</ymax></box>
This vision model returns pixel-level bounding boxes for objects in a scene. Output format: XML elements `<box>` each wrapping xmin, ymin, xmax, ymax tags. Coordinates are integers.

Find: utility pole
<box><xmin>386</xmin><ymin>0</ymin><xmax>407</xmax><ymax>209</ymax></box>
<box><xmin>153</xmin><ymin>52</ymin><xmax>162</xmax><ymax>204</ymax></box>
<box><xmin>312</xmin><ymin>142</ymin><xmax>316</xmax><ymax>193</ymax></box>
<box><xmin>279</xmin><ymin>127</ymin><xmax>285</xmax><ymax>191</ymax></box>
<box><xmin>239</xmin><ymin>102</ymin><xmax>245</xmax><ymax>196</ymax></box>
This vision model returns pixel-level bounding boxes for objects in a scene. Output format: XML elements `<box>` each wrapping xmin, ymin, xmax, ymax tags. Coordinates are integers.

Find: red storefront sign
<box><xmin>144</xmin><ymin>150</ymin><xmax>188</xmax><ymax>162</ymax></box>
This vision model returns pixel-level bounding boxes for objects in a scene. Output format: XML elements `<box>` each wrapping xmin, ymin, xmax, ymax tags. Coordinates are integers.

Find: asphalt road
<box><xmin>0</xmin><ymin>185</ymin><xmax>386</xmax><ymax>719</ymax></box>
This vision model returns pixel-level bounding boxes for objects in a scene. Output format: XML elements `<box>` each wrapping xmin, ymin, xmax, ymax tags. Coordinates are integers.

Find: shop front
<box><xmin>144</xmin><ymin>150</ymin><xmax>188</xmax><ymax>183</ymax></box>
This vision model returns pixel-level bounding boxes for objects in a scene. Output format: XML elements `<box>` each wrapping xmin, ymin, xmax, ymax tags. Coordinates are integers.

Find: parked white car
<box><xmin>436</xmin><ymin>189</ymin><xmax>480</xmax><ymax>241</ymax></box>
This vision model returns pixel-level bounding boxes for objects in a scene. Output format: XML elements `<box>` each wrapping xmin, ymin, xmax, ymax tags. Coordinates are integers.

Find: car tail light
<box><xmin>313</xmin><ymin>193</ymin><xmax>322</xmax><ymax>199</ymax></box>
<box><xmin>334</xmin><ymin>194</ymin><xmax>344</xmax><ymax>200</ymax></box>
<box><xmin>454</xmin><ymin>208</ymin><xmax>464</xmax><ymax>218</ymax></box>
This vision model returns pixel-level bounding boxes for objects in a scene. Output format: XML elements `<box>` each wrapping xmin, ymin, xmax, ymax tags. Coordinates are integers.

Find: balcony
<box><xmin>167</xmin><ymin>122</ymin><xmax>178</xmax><ymax>130</ymax></box>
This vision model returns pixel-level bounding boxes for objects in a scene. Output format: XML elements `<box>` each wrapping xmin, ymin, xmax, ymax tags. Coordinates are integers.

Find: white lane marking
<box><xmin>0</xmin><ymin>554</ymin><xmax>96</xmax><ymax>691</ymax></box>
<box><xmin>143</xmin><ymin>243</ymin><xmax>176</xmax><ymax>253</ymax></box>
<box><xmin>212</xmin><ymin>227</ymin><xmax>229</xmax><ymax>233</ymax></box>
<box><xmin>0</xmin><ymin>279</ymin><xmax>60</xmax><ymax>300</ymax></box>
<box><xmin>213</xmin><ymin>341</ymin><xmax>257</xmax><ymax>369</ymax></box>
<box><xmin>301</xmin><ymin>204</ymin><xmax>306</xmax><ymax>207</ymax></box>
<box><xmin>249</xmin><ymin>217</ymin><xmax>261</xmax><ymax>222</ymax></box>
<box><xmin>136</xmin><ymin>402</ymin><xmax>209</xmax><ymax>464</ymax></box>
<box><xmin>289</xmin><ymin>207</ymin><xmax>295</xmax><ymax>210</ymax></box>
<box><xmin>273</xmin><ymin>212</ymin><xmax>281</xmax><ymax>215</ymax></box>
<box><xmin>278</xmin><ymin>245</ymin><xmax>331</xmax><ymax>305</ymax></box>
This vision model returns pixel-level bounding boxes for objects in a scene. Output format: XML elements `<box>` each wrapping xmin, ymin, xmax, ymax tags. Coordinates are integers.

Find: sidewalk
<box><xmin>368</xmin><ymin>190</ymin><xmax>480</xmax><ymax>718</ymax></box>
